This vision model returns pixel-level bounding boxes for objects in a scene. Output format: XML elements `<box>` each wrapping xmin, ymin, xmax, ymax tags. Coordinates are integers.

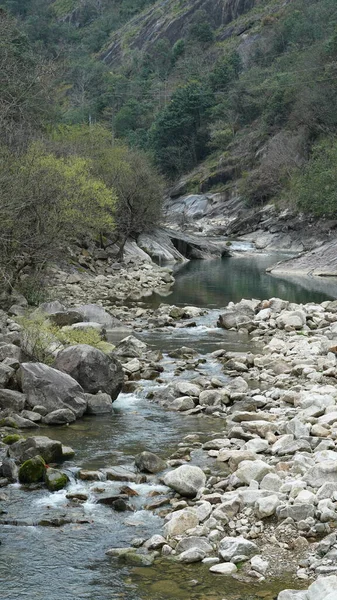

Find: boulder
<box><xmin>114</xmin><ymin>336</ymin><xmax>147</xmax><ymax>359</ymax></box>
<box><xmin>18</xmin><ymin>455</ymin><xmax>45</xmax><ymax>484</ymax></box>
<box><xmin>304</xmin><ymin>462</ymin><xmax>337</xmax><ymax>488</ymax></box>
<box><xmin>209</xmin><ymin>562</ymin><xmax>237</xmax><ymax>575</ymax></box>
<box><xmin>217</xmin><ymin>306</ymin><xmax>254</xmax><ymax>330</ymax></box>
<box><xmin>163</xmin><ymin>465</ymin><xmax>206</xmax><ymax>498</ymax></box>
<box><xmin>38</xmin><ymin>301</ymin><xmax>65</xmax><ymax>315</ymax></box>
<box><xmin>43</xmin><ymin>408</ymin><xmax>76</xmax><ymax>425</ymax></box>
<box><xmin>0</xmin><ymin>363</ymin><xmax>15</xmax><ymax>387</ymax></box>
<box><xmin>256</xmin><ymin>494</ymin><xmax>280</xmax><ymax>518</ymax></box>
<box><xmin>278</xmin><ymin>592</ymin><xmax>307</xmax><ymax>600</ymax></box>
<box><xmin>235</xmin><ymin>460</ymin><xmax>273</xmax><ymax>484</ymax></box>
<box><xmin>54</xmin><ymin>345</ymin><xmax>123</xmax><ymax>400</ymax></box>
<box><xmin>85</xmin><ymin>392</ymin><xmax>113</xmax><ymax>414</ymax></box>
<box><xmin>276</xmin><ymin>310</ymin><xmax>306</xmax><ymax>330</ymax></box>
<box><xmin>8</xmin><ymin>436</ymin><xmax>63</xmax><ymax>463</ymax></box>
<box><xmin>171</xmin><ymin>396</ymin><xmax>195</xmax><ymax>411</ymax></box>
<box><xmin>0</xmin><ymin>344</ymin><xmax>22</xmax><ymax>362</ymax></box>
<box><xmin>19</xmin><ymin>362</ymin><xmax>87</xmax><ymax>417</ymax></box>
<box><xmin>178</xmin><ymin>549</ymin><xmax>206</xmax><ymax>563</ymax></box>
<box><xmin>175</xmin><ymin>536</ymin><xmax>213</xmax><ymax>556</ymax></box>
<box><xmin>219</xmin><ymin>536</ymin><xmax>258</xmax><ymax>562</ymax></box>
<box><xmin>173</xmin><ymin>381</ymin><xmax>200</xmax><ymax>397</ymax></box>
<box><xmin>0</xmin><ymin>389</ymin><xmax>26</xmax><ymax>412</ymax></box>
<box><xmin>76</xmin><ymin>304</ymin><xmax>119</xmax><ymax>327</ymax></box>
<box><xmin>134</xmin><ymin>451</ymin><xmax>166</xmax><ymax>474</ymax></box>
<box><xmin>44</xmin><ymin>468</ymin><xmax>69</xmax><ymax>492</ymax></box>
<box><xmin>307</xmin><ymin>576</ymin><xmax>337</xmax><ymax>600</ymax></box>
<box><xmin>163</xmin><ymin>508</ymin><xmax>199</xmax><ymax>537</ymax></box>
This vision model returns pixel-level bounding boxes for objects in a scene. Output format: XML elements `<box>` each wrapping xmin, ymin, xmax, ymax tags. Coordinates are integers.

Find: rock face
<box><xmin>101</xmin><ymin>0</ymin><xmax>256</xmax><ymax>66</ymax></box>
<box><xmin>19</xmin><ymin>362</ymin><xmax>87</xmax><ymax>417</ymax></box>
<box><xmin>54</xmin><ymin>345</ymin><xmax>124</xmax><ymax>400</ymax></box>
<box><xmin>163</xmin><ymin>465</ymin><xmax>206</xmax><ymax>498</ymax></box>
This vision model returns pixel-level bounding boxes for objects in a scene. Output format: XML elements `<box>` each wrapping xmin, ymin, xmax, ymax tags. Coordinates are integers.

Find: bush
<box><xmin>285</xmin><ymin>137</ymin><xmax>337</xmax><ymax>217</ymax></box>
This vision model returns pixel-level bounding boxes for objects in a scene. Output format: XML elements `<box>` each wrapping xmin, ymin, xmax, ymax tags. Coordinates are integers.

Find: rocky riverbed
<box><xmin>2</xmin><ymin>258</ymin><xmax>337</xmax><ymax>598</ymax></box>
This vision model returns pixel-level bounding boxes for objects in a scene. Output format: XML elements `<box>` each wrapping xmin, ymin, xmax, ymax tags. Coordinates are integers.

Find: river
<box><xmin>1</xmin><ymin>252</ymin><xmax>335</xmax><ymax>600</ymax></box>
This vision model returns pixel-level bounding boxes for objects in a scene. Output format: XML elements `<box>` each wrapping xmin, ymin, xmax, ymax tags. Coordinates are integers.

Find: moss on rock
<box><xmin>18</xmin><ymin>455</ymin><xmax>46</xmax><ymax>484</ymax></box>
<box><xmin>44</xmin><ymin>467</ymin><xmax>69</xmax><ymax>491</ymax></box>
<box><xmin>3</xmin><ymin>434</ymin><xmax>24</xmax><ymax>445</ymax></box>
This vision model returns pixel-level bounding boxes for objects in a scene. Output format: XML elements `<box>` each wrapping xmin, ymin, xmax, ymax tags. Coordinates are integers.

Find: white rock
<box><xmin>256</xmin><ymin>494</ymin><xmax>280</xmax><ymax>518</ymax></box>
<box><xmin>250</xmin><ymin>555</ymin><xmax>269</xmax><ymax>575</ymax></box>
<box><xmin>209</xmin><ymin>562</ymin><xmax>237</xmax><ymax>575</ymax></box>
<box><xmin>163</xmin><ymin>508</ymin><xmax>199</xmax><ymax>538</ymax></box>
<box><xmin>164</xmin><ymin>465</ymin><xmax>206</xmax><ymax>498</ymax></box>
<box><xmin>236</xmin><ymin>460</ymin><xmax>273</xmax><ymax>484</ymax></box>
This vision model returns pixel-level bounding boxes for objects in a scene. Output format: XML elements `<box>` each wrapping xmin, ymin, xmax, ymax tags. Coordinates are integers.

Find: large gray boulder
<box><xmin>0</xmin><ymin>389</ymin><xmax>26</xmax><ymax>412</ymax></box>
<box><xmin>217</xmin><ymin>305</ymin><xmax>254</xmax><ymax>330</ymax></box>
<box><xmin>19</xmin><ymin>362</ymin><xmax>86</xmax><ymax>417</ymax></box>
<box><xmin>76</xmin><ymin>304</ymin><xmax>119</xmax><ymax>328</ymax></box>
<box><xmin>114</xmin><ymin>335</ymin><xmax>147</xmax><ymax>359</ymax></box>
<box><xmin>54</xmin><ymin>345</ymin><xmax>123</xmax><ymax>400</ymax></box>
<box><xmin>85</xmin><ymin>392</ymin><xmax>114</xmax><ymax>414</ymax></box>
<box><xmin>163</xmin><ymin>465</ymin><xmax>206</xmax><ymax>498</ymax></box>
<box><xmin>8</xmin><ymin>435</ymin><xmax>63</xmax><ymax>463</ymax></box>
<box><xmin>135</xmin><ymin>451</ymin><xmax>166</xmax><ymax>474</ymax></box>
<box><xmin>219</xmin><ymin>536</ymin><xmax>258</xmax><ymax>562</ymax></box>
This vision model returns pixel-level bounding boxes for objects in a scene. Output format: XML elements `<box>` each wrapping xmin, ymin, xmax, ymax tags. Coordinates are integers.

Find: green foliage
<box><xmin>0</xmin><ymin>11</ymin><xmax>57</xmax><ymax>145</ymax></box>
<box><xmin>188</xmin><ymin>10</ymin><xmax>214</xmax><ymax>45</ymax></box>
<box><xmin>52</xmin><ymin>124</ymin><xmax>164</xmax><ymax>254</ymax></box>
<box><xmin>150</xmin><ymin>81</ymin><xmax>214</xmax><ymax>177</ymax></box>
<box><xmin>209</xmin><ymin>52</ymin><xmax>242</xmax><ymax>91</ymax></box>
<box><xmin>3</xmin><ymin>434</ymin><xmax>24</xmax><ymax>445</ymax></box>
<box><xmin>18</xmin><ymin>312</ymin><xmax>108</xmax><ymax>364</ymax></box>
<box><xmin>286</xmin><ymin>138</ymin><xmax>337</xmax><ymax>217</ymax></box>
<box><xmin>0</xmin><ymin>141</ymin><xmax>116</xmax><ymax>289</ymax></box>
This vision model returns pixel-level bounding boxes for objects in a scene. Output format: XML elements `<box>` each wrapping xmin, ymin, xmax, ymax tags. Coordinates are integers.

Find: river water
<box><xmin>1</xmin><ymin>252</ymin><xmax>335</xmax><ymax>600</ymax></box>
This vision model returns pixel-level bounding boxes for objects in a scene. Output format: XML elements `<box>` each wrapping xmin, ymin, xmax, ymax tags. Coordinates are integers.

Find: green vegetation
<box><xmin>1</xmin><ymin>0</ymin><xmax>337</xmax><ymax>301</ymax></box>
<box><xmin>19</xmin><ymin>313</ymin><xmax>110</xmax><ymax>364</ymax></box>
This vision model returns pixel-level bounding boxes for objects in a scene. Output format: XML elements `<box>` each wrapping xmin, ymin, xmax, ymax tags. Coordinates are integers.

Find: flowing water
<box><xmin>2</xmin><ymin>251</ymin><xmax>334</xmax><ymax>600</ymax></box>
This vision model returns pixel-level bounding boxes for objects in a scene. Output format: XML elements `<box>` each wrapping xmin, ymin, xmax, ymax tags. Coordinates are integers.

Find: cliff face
<box><xmin>101</xmin><ymin>0</ymin><xmax>257</xmax><ymax>65</ymax></box>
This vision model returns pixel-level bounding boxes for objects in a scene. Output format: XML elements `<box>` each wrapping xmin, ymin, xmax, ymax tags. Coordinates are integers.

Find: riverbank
<box><xmin>2</xmin><ymin>292</ymin><xmax>337</xmax><ymax>595</ymax></box>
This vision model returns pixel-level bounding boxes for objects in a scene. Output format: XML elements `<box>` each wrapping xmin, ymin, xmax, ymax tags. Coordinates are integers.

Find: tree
<box><xmin>52</xmin><ymin>124</ymin><xmax>164</xmax><ymax>257</ymax></box>
<box><xmin>0</xmin><ymin>10</ymin><xmax>57</xmax><ymax>147</ymax></box>
<box><xmin>150</xmin><ymin>81</ymin><xmax>214</xmax><ymax>177</ymax></box>
<box><xmin>0</xmin><ymin>142</ymin><xmax>116</xmax><ymax>291</ymax></box>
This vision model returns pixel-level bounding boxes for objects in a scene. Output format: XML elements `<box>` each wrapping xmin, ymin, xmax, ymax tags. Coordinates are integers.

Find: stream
<box><xmin>1</xmin><ymin>252</ymin><xmax>337</xmax><ymax>600</ymax></box>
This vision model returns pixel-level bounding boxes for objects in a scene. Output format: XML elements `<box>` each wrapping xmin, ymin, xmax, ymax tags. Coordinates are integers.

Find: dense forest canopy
<box><xmin>1</xmin><ymin>0</ymin><xmax>337</xmax><ymax>295</ymax></box>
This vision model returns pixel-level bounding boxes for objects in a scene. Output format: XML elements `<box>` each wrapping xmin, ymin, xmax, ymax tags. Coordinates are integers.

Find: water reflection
<box><xmin>148</xmin><ymin>254</ymin><xmax>336</xmax><ymax>308</ymax></box>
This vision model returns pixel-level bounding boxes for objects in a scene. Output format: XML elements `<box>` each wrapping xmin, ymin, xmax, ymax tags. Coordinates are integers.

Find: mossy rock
<box><xmin>122</xmin><ymin>552</ymin><xmax>155</xmax><ymax>567</ymax></box>
<box><xmin>61</xmin><ymin>445</ymin><xmax>75</xmax><ymax>460</ymax></box>
<box><xmin>0</xmin><ymin>418</ymin><xmax>18</xmax><ymax>429</ymax></box>
<box><xmin>3</xmin><ymin>434</ymin><xmax>24</xmax><ymax>445</ymax></box>
<box><xmin>18</xmin><ymin>455</ymin><xmax>46</xmax><ymax>484</ymax></box>
<box><xmin>44</xmin><ymin>467</ymin><xmax>69</xmax><ymax>492</ymax></box>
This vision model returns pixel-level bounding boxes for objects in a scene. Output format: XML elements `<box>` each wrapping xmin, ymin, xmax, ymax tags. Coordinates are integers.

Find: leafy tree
<box><xmin>150</xmin><ymin>82</ymin><xmax>214</xmax><ymax>177</ymax></box>
<box><xmin>0</xmin><ymin>142</ymin><xmax>116</xmax><ymax>291</ymax></box>
<box><xmin>286</xmin><ymin>138</ymin><xmax>337</xmax><ymax>217</ymax></box>
<box><xmin>0</xmin><ymin>10</ymin><xmax>57</xmax><ymax>146</ymax></box>
<box><xmin>52</xmin><ymin>124</ymin><xmax>164</xmax><ymax>257</ymax></box>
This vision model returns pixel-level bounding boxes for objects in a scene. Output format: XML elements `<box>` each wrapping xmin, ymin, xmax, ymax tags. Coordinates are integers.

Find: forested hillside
<box><xmin>1</xmin><ymin>0</ymin><xmax>337</xmax><ymax>296</ymax></box>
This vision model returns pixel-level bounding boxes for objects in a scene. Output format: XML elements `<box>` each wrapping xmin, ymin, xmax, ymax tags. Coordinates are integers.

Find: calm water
<box><xmin>150</xmin><ymin>253</ymin><xmax>337</xmax><ymax>308</ymax></box>
<box><xmin>1</xmin><ymin>253</ymin><xmax>323</xmax><ymax>600</ymax></box>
